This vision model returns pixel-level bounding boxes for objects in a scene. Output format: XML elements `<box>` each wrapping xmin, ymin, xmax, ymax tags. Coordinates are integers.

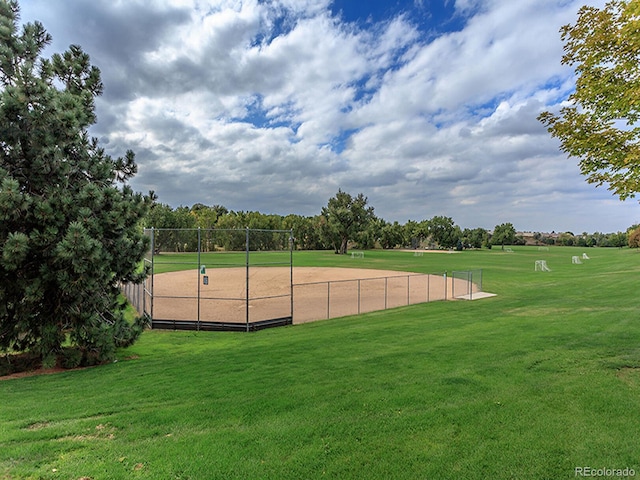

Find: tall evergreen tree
<box><xmin>0</xmin><ymin>1</ymin><xmax>151</xmax><ymax>367</ymax></box>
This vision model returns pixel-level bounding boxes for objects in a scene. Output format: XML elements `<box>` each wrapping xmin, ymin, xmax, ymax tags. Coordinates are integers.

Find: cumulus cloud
<box><xmin>17</xmin><ymin>0</ymin><xmax>638</xmax><ymax>232</ymax></box>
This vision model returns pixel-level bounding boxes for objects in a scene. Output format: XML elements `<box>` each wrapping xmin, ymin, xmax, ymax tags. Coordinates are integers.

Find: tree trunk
<box><xmin>339</xmin><ymin>237</ymin><xmax>348</xmax><ymax>254</ymax></box>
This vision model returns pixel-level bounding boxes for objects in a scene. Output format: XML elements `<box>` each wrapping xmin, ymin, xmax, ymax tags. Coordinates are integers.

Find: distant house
<box><xmin>517</xmin><ymin>231</ymin><xmax>559</xmax><ymax>246</ymax></box>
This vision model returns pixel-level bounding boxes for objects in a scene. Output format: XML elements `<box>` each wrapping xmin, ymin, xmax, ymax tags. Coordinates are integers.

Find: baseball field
<box><xmin>2</xmin><ymin>246</ymin><xmax>640</xmax><ymax>479</ymax></box>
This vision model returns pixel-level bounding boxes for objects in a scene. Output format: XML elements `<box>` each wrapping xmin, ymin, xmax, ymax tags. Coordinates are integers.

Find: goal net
<box><xmin>535</xmin><ymin>260</ymin><xmax>551</xmax><ymax>271</ymax></box>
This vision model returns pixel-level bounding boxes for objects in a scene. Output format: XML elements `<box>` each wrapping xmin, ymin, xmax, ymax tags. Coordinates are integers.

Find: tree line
<box><xmin>145</xmin><ymin>190</ymin><xmax>492</xmax><ymax>252</ymax></box>
<box><xmin>144</xmin><ymin>190</ymin><xmax>634</xmax><ymax>252</ymax></box>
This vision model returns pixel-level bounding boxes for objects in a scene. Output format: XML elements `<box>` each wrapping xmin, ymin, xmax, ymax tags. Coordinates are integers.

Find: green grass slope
<box><xmin>2</xmin><ymin>247</ymin><xmax>640</xmax><ymax>479</ymax></box>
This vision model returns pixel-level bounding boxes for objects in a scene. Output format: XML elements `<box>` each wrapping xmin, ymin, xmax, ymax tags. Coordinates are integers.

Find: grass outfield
<box><xmin>2</xmin><ymin>246</ymin><xmax>640</xmax><ymax>479</ymax></box>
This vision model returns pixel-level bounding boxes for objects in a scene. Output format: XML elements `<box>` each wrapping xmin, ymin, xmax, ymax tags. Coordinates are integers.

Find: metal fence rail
<box><xmin>292</xmin><ymin>272</ymin><xmax>449</xmax><ymax>323</ymax></box>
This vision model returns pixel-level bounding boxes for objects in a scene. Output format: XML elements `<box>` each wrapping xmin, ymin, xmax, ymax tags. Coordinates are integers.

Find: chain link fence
<box><xmin>118</xmin><ymin>231</ymin><xmax>486</xmax><ymax>331</ymax></box>
<box><xmin>292</xmin><ymin>272</ymin><xmax>450</xmax><ymax>323</ymax></box>
<box><xmin>451</xmin><ymin>270</ymin><xmax>483</xmax><ymax>300</ymax></box>
<box><xmin>142</xmin><ymin>227</ymin><xmax>293</xmax><ymax>331</ymax></box>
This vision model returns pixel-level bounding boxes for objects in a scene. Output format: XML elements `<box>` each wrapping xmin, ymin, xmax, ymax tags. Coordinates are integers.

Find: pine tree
<box><xmin>0</xmin><ymin>0</ymin><xmax>151</xmax><ymax>368</ymax></box>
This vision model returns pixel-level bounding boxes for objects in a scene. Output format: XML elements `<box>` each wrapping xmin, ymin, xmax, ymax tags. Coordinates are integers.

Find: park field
<box><xmin>2</xmin><ymin>246</ymin><xmax>640</xmax><ymax>479</ymax></box>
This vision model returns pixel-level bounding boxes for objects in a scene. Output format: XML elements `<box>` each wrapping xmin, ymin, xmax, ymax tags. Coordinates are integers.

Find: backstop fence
<box><xmin>142</xmin><ymin>227</ymin><xmax>293</xmax><ymax>332</ymax></box>
<box><xmin>118</xmin><ymin>228</ymin><xmax>485</xmax><ymax>332</ymax></box>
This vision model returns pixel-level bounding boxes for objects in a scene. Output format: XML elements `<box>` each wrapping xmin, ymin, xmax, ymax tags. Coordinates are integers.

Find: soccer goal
<box><xmin>413</xmin><ymin>251</ymin><xmax>424</xmax><ymax>257</ymax></box>
<box><xmin>535</xmin><ymin>260</ymin><xmax>551</xmax><ymax>272</ymax></box>
<box><xmin>351</xmin><ymin>251</ymin><xmax>364</xmax><ymax>259</ymax></box>
<box><xmin>572</xmin><ymin>256</ymin><xmax>582</xmax><ymax>264</ymax></box>
<box><xmin>582</xmin><ymin>253</ymin><xmax>590</xmax><ymax>260</ymax></box>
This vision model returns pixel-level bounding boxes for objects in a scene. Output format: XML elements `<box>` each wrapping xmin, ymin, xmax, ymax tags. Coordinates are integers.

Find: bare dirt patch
<box><xmin>0</xmin><ymin>365</ymin><xmax>91</xmax><ymax>381</ymax></box>
<box><xmin>0</xmin><ymin>354</ymin><xmax>139</xmax><ymax>381</ymax></box>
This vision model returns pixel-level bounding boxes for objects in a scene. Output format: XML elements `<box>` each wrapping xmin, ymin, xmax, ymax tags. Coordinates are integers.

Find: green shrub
<box><xmin>61</xmin><ymin>347</ymin><xmax>83</xmax><ymax>369</ymax></box>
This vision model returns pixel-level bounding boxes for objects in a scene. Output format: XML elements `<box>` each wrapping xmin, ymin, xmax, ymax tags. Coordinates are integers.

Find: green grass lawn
<box><xmin>2</xmin><ymin>246</ymin><xmax>640</xmax><ymax>479</ymax></box>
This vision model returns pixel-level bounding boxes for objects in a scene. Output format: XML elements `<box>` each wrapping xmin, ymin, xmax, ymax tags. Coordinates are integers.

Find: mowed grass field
<box><xmin>2</xmin><ymin>246</ymin><xmax>640</xmax><ymax>479</ymax></box>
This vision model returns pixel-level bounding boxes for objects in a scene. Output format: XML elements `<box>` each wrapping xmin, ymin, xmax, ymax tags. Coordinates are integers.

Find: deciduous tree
<box><xmin>538</xmin><ymin>0</ymin><xmax>640</xmax><ymax>200</ymax></box>
<box><xmin>427</xmin><ymin>216</ymin><xmax>459</xmax><ymax>249</ymax></box>
<box><xmin>462</xmin><ymin>227</ymin><xmax>489</xmax><ymax>249</ymax></box>
<box><xmin>628</xmin><ymin>227</ymin><xmax>640</xmax><ymax>248</ymax></box>
<box><xmin>378</xmin><ymin>220</ymin><xmax>404</xmax><ymax>249</ymax></box>
<box><xmin>321</xmin><ymin>189</ymin><xmax>375</xmax><ymax>254</ymax></box>
<box><xmin>491</xmin><ymin>223</ymin><xmax>517</xmax><ymax>247</ymax></box>
<box><xmin>403</xmin><ymin>220</ymin><xmax>428</xmax><ymax>249</ymax></box>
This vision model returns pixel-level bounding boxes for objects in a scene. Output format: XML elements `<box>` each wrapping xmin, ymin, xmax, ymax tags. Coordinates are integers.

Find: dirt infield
<box><xmin>150</xmin><ymin>267</ymin><xmax>479</xmax><ymax>325</ymax></box>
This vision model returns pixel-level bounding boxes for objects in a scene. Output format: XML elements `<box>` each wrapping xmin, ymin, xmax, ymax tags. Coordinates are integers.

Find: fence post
<box><xmin>289</xmin><ymin>230</ymin><xmax>294</xmax><ymax>323</ymax></box>
<box><xmin>444</xmin><ymin>272</ymin><xmax>447</xmax><ymax>300</ymax></box>
<box><xmin>426</xmin><ymin>273</ymin><xmax>430</xmax><ymax>303</ymax></box>
<box><xmin>384</xmin><ymin>277</ymin><xmax>388</xmax><ymax>309</ymax></box>
<box><xmin>246</xmin><ymin>227</ymin><xmax>250</xmax><ymax>332</ymax></box>
<box><xmin>452</xmin><ymin>271</ymin><xmax>456</xmax><ymax>299</ymax></box>
<box><xmin>406</xmin><ymin>275</ymin><xmax>410</xmax><ymax>305</ymax></box>
<box><xmin>197</xmin><ymin>227</ymin><xmax>201</xmax><ymax>331</ymax></box>
<box><xmin>150</xmin><ymin>228</ymin><xmax>155</xmax><ymax>325</ymax></box>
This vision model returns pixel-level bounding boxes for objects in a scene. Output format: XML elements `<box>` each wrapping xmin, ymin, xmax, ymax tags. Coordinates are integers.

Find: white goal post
<box><xmin>535</xmin><ymin>260</ymin><xmax>551</xmax><ymax>271</ymax></box>
<box><xmin>572</xmin><ymin>256</ymin><xmax>582</xmax><ymax>264</ymax></box>
<box><xmin>351</xmin><ymin>251</ymin><xmax>364</xmax><ymax>259</ymax></box>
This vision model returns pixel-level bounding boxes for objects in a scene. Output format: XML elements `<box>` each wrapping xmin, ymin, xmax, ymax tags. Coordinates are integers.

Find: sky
<box><xmin>17</xmin><ymin>0</ymin><xmax>639</xmax><ymax>233</ymax></box>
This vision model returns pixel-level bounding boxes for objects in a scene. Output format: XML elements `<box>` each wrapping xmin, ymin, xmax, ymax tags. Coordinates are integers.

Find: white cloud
<box><xmin>17</xmin><ymin>0</ymin><xmax>637</xmax><ymax>232</ymax></box>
